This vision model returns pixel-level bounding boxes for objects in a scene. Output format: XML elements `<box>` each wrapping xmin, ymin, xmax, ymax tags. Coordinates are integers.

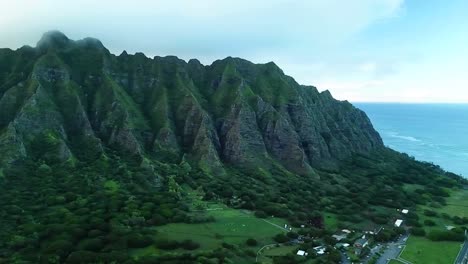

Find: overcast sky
<box><xmin>1</xmin><ymin>0</ymin><xmax>467</xmax><ymax>102</ymax></box>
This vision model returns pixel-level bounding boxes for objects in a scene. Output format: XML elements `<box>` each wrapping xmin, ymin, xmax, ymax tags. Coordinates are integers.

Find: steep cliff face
<box><xmin>0</xmin><ymin>31</ymin><xmax>383</xmax><ymax>176</ymax></box>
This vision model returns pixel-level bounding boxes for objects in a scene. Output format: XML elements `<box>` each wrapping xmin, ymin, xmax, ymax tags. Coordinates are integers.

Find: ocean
<box><xmin>355</xmin><ymin>103</ymin><xmax>468</xmax><ymax>178</ymax></box>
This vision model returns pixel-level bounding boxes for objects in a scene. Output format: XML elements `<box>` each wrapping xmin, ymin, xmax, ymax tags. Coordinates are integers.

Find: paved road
<box><xmin>454</xmin><ymin>240</ymin><xmax>468</xmax><ymax>264</ymax></box>
<box><xmin>375</xmin><ymin>234</ymin><xmax>409</xmax><ymax>264</ymax></box>
<box><xmin>362</xmin><ymin>245</ymin><xmax>383</xmax><ymax>264</ymax></box>
<box><xmin>340</xmin><ymin>251</ymin><xmax>351</xmax><ymax>264</ymax></box>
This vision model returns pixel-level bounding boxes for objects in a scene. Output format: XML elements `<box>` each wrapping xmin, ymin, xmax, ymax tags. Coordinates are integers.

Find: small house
<box><xmin>313</xmin><ymin>245</ymin><xmax>326</xmax><ymax>255</ymax></box>
<box><xmin>354</xmin><ymin>236</ymin><xmax>369</xmax><ymax>248</ymax></box>
<box><xmin>394</xmin><ymin>219</ymin><xmax>403</xmax><ymax>227</ymax></box>
<box><xmin>296</xmin><ymin>250</ymin><xmax>307</xmax><ymax>256</ymax></box>
<box><xmin>335</xmin><ymin>242</ymin><xmax>350</xmax><ymax>249</ymax></box>
<box><xmin>332</xmin><ymin>234</ymin><xmax>347</xmax><ymax>241</ymax></box>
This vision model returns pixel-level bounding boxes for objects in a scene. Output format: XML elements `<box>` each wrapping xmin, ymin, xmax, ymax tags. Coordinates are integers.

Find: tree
<box><xmin>254</xmin><ymin>211</ymin><xmax>268</xmax><ymax>218</ymax></box>
<box><xmin>155</xmin><ymin>239</ymin><xmax>179</xmax><ymax>250</ymax></box>
<box><xmin>43</xmin><ymin>239</ymin><xmax>74</xmax><ymax>259</ymax></box>
<box><xmin>78</xmin><ymin>238</ymin><xmax>104</xmax><ymax>252</ymax></box>
<box><xmin>410</xmin><ymin>227</ymin><xmax>426</xmax><ymax>236</ymax></box>
<box><xmin>286</xmin><ymin>232</ymin><xmax>299</xmax><ymax>239</ymax></box>
<box><xmin>427</xmin><ymin>230</ymin><xmax>464</xmax><ymax>242</ymax></box>
<box><xmin>66</xmin><ymin>251</ymin><xmax>98</xmax><ymax>264</ymax></box>
<box><xmin>127</xmin><ymin>234</ymin><xmax>153</xmax><ymax>248</ymax></box>
<box><xmin>424</xmin><ymin>210</ymin><xmax>438</xmax><ymax>217</ymax></box>
<box><xmin>424</xmin><ymin>219</ymin><xmax>436</xmax><ymax>226</ymax></box>
<box><xmin>246</xmin><ymin>238</ymin><xmax>258</xmax><ymax>246</ymax></box>
<box><xmin>180</xmin><ymin>239</ymin><xmax>200</xmax><ymax>250</ymax></box>
<box><xmin>273</xmin><ymin>234</ymin><xmax>289</xmax><ymax>243</ymax></box>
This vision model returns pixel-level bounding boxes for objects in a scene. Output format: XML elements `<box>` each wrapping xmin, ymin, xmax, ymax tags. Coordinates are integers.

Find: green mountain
<box><xmin>0</xmin><ymin>32</ymin><xmax>465</xmax><ymax>264</ymax></box>
<box><xmin>0</xmin><ymin>31</ymin><xmax>382</xmax><ymax>176</ymax></box>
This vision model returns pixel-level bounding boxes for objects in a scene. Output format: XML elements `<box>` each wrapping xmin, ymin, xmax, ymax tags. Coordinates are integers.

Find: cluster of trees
<box><xmin>0</xmin><ymin>154</ymin><xmax>200</xmax><ymax>262</ymax></box>
<box><xmin>374</xmin><ymin>227</ymin><xmax>406</xmax><ymax>242</ymax></box>
<box><xmin>427</xmin><ymin>229</ymin><xmax>465</xmax><ymax>242</ymax></box>
<box><xmin>1</xmin><ymin>146</ymin><xmax>466</xmax><ymax>263</ymax></box>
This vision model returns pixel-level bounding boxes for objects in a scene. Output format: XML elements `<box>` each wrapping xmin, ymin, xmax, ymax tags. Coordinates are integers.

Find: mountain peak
<box><xmin>36</xmin><ymin>30</ymin><xmax>71</xmax><ymax>50</ymax></box>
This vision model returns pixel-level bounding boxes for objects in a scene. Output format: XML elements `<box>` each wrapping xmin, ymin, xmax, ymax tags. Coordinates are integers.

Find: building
<box><xmin>342</xmin><ymin>229</ymin><xmax>352</xmax><ymax>234</ymax></box>
<box><xmin>354</xmin><ymin>236</ymin><xmax>369</xmax><ymax>248</ymax></box>
<box><xmin>296</xmin><ymin>250</ymin><xmax>308</xmax><ymax>256</ymax></box>
<box><xmin>401</xmin><ymin>209</ymin><xmax>409</xmax><ymax>214</ymax></box>
<box><xmin>395</xmin><ymin>219</ymin><xmax>403</xmax><ymax>227</ymax></box>
<box><xmin>313</xmin><ymin>246</ymin><xmax>326</xmax><ymax>255</ymax></box>
<box><xmin>332</xmin><ymin>234</ymin><xmax>347</xmax><ymax>241</ymax></box>
<box><xmin>336</xmin><ymin>243</ymin><xmax>350</xmax><ymax>249</ymax></box>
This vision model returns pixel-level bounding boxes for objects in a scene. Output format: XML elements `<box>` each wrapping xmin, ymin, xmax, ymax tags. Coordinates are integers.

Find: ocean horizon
<box><xmin>355</xmin><ymin>103</ymin><xmax>468</xmax><ymax>178</ymax></box>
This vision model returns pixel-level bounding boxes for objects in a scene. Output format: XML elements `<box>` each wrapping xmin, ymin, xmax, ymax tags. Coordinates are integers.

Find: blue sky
<box><xmin>1</xmin><ymin>0</ymin><xmax>467</xmax><ymax>102</ymax></box>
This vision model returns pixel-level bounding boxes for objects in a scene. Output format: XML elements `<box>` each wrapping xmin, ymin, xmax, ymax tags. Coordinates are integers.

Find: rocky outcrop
<box><xmin>0</xmin><ymin>31</ymin><xmax>383</xmax><ymax>176</ymax></box>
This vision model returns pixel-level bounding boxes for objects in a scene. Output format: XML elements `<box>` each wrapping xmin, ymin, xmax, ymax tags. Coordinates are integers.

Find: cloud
<box><xmin>0</xmin><ymin>0</ymin><xmax>404</xmax><ymax>60</ymax></box>
<box><xmin>16</xmin><ymin>1</ymin><xmax>468</xmax><ymax>103</ymax></box>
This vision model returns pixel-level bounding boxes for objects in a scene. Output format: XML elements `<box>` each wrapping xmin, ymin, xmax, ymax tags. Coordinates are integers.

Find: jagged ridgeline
<box><xmin>0</xmin><ymin>31</ymin><xmax>382</xmax><ymax>176</ymax></box>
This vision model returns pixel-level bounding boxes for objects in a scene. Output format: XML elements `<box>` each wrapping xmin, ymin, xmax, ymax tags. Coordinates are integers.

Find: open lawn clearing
<box><xmin>415</xmin><ymin>207</ymin><xmax>455</xmax><ymax>232</ymax></box>
<box><xmin>416</xmin><ymin>188</ymin><xmax>468</xmax><ymax>231</ymax></box>
<box><xmin>263</xmin><ymin>245</ymin><xmax>297</xmax><ymax>256</ymax></box>
<box><xmin>437</xmin><ymin>188</ymin><xmax>468</xmax><ymax>218</ymax></box>
<box><xmin>324</xmin><ymin>212</ymin><xmax>339</xmax><ymax>230</ymax></box>
<box><xmin>267</xmin><ymin>217</ymin><xmax>291</xmax><ymax>229</ymax></box>
<box><xmin>161</xmin><ymin>208</ymin><xmax>284</xmax><ymax>247</ymax></box>
<box><xmin>399</xmin><ymin>236</ymin><xmax>461</xmax><ymax>264</ymax></box>
<box><xmin>131</xmin><ymin>208</ymin><xmax>285</xmax><ymax>258</ymax></box>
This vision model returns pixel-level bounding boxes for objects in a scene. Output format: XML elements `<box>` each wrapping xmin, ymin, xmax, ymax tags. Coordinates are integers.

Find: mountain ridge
<box><xmin>0</xmin><ymin>31</ymin><xmax>383</xmax><ymax>177</ymax></box>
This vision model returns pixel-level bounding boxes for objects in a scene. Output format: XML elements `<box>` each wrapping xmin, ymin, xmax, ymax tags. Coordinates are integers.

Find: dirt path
<box><xmin>262</xmin><ymin>219</ymin><xmax>289</xmax><ymax>231</ymax></box>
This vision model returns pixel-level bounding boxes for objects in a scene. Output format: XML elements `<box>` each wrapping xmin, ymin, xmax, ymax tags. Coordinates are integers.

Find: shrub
<box><xmin>273</xmin><ymin>234</ymin><xmax>289</xmax><ymax>243</ymax></box>
<box><xmin>221</xmin><ymin>242</ymin><xmax>235</xmax><ymax>249</ymax></box>
<box><xmin>244</xmin><ymin>249</ymin><xmax>256</xmax><ymax>257</ymax></box>
<box><xmin>180</xmin><ymin>239</ymin><xmax>200</xmax><ymax>250</ymax></box>
<box><xmin>423</xmin><ymin>210</ymin><xmax>437</xmax><ymax>217</ymax></box>
<box><xmin>43</xmin><ymin>239</ymin><xmax>73</xmax><ymax>258</ymax></box>
<box><xmin>87</xmin><ymin>229</ymin><xmax>103</xmax><ymax>238</ymax></box>
<box><xmin>254</xmin><ymin>211</ymin><xmax>267</xmax><ymax>218</ymax></box>
<box><xmin>287</xmin><ymin>232</ymin><xmax>299</xmax><ymax>239</ymax></box>
<box><xmin>424</xmin><ymin>219</ymin><xmax>436</xmax><ymax>226</ymax></box>
<box><xmin>410</xmin><ymin>227</ymin><xmax>426</xmax><ymax>236</ymax></box>
<box><xmin>427</xmin><ymin>230</ymin><xmax>464</xmax><ymax>242</ymax></box>
<box><xmin>78</xmin><ymin>238</ymin><xmax>104</xmax><ymax>252</ymax></box>
<box><xmin>127</xmin><ymin>234</ymin><xmax>153</xmax><ymax>248</ymax></box>
<box><xmin>155</xmin><ymin>239</ymin><xmax>179</xmax><ymax>250</ymax></box>
<box><xmin>246</xmin><ymin>238</ymin><xmax>258</xmax><ymax>246</ymax></box>
<box><xmin>66</xmin><ymin>251</ymin><xmax>98</xmax><ymax>264</ymax></box>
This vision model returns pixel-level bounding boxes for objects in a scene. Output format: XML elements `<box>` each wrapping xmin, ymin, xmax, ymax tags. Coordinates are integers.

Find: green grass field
<box><xmin>131</xmin><ymin>207</ymin><xmax>286</xmax><ymax>258</ymax></box>
<box><xmin>415</xmin><ymin>188</ymin><xmax>468</xmax><ymax>233</ymax></box>
<box><xmin>263</xmin><ymin>245</ymin><xmax>297</xmax><ymax>256</ymax></box>
<box><xmin>324</xmin><ymin>212</ymin><xmax>339</xmax><ymax>230</ymax></box>
<box><xmin>399</xmin><ymin>236</ymin><xmax>461</xmax><ymax>264</ymax></box>
<box><xmin>438</xmin><ymin>188</ymin><xmax>468</xmax><ymax>218</ymax></box>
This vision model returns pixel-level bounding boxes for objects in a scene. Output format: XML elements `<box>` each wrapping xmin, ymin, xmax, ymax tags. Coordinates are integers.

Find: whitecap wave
<box><xmin>386</xmin><ymin>132</ymin><xmax>421</xmax><ymax>142</ymax></box>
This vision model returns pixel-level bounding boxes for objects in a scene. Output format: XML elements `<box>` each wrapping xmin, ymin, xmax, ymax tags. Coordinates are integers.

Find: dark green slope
<box><xmin>0</xmin><ymin>31</ymin><xmax>382</xmax><ymax>177</ymax></box>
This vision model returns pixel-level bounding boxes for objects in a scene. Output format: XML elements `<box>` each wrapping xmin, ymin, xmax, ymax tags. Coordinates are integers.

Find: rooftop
<box><xmin>395</xmin><ymin>219</ymin><xmax>403</xmax><ymax>227</ymax></box>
